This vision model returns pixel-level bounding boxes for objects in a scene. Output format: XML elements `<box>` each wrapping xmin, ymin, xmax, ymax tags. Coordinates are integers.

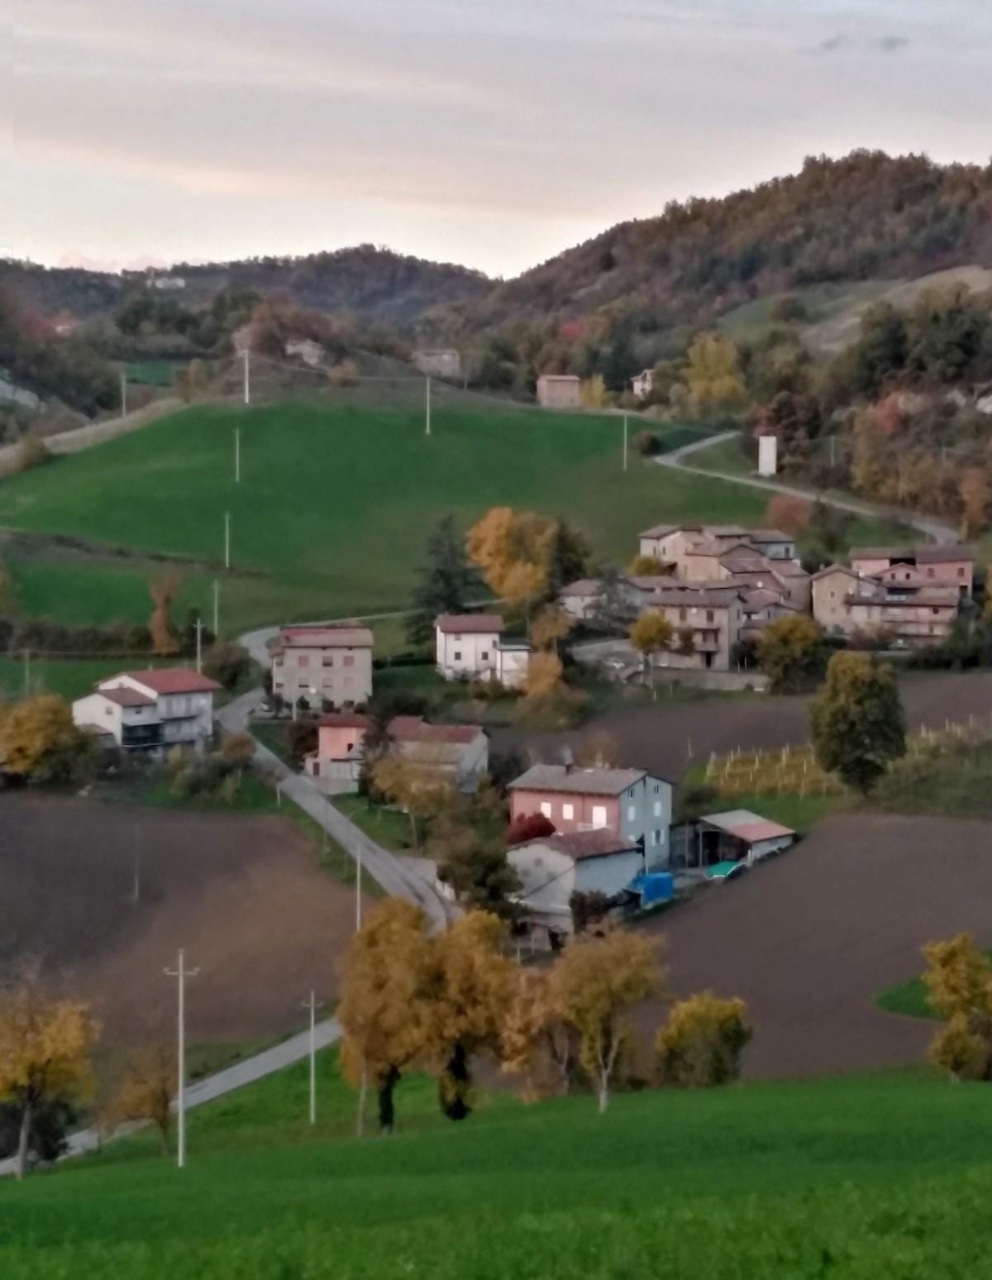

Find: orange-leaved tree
<box><xmin>0</xmin><ymin>980</ymin><xmax>100</xmax><ymax>1179</ymax></box>
<box><xmin>337</xmin><ymin>899</ymin><xmax>434</xmax><ymax>1134</ymax></box>
<box><xmin>148</xmin><ymin>572</ymin><xmax>182</xmax><ymax>656</ymax></box>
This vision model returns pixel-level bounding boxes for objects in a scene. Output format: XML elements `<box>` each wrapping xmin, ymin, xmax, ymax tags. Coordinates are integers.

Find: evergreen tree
<box><xmin>406</xmin><ymin>516</ymin><xmax>478</xmax><ymax>646</ymax></box>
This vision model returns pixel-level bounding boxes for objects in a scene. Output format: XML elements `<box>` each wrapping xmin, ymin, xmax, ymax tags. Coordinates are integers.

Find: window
<box><xmin>481</xmin><ymin>651</ymin><xmax>489</xmax><ymax>661</ymax></box>
<box><xmin>105</xmin><ymin>705</ymin><xmax>112</xmax><ymax>717</ymax></box>
<box><xmin>454</xmin><ymin>651</ymin><xmax>462</xmax><ymax>661</ymax></box>
<box><xmin>706</xmin><ymin>610</ymin><xmax>714</xmax><ymax>623</ymax></box>
<box><xmin>298</xmin><ymin>655</ymin><xmax>310</xmax><ymax>669</ymax></box>
<box><xmin>322</xmin><ymin>655</ymin><xmax>334</xmax><ymax>667</ymax></box>
<box><xmin>454</xmin><ymin>633</ymin><xmax>462</xmax><ymax>641</ymax></box>
<box><xmin>343</xmin><ymin>654</ymin><xmax>355</xmax><ymax>668</ymax></box>
<box><xmin>627</xmin><ymin>805</ymin><xmax>636</xmax><ymax>821</ymax></box>
<box><xmin>592</xmin><ymin>805</ymin><xmax>607</xmax><ymax>827</ymax></box>
<box><xmin>653</xmin><ymin>782</ymin><xmax>659</xmax><ymax>794</ymax></box>
<box><xmin>540</xmin><ymin>801</ymin><xmax>552</xmax><ymax>818</ymax></box>
<box><xmin>959</xmin><ymin>567</ymin><xmax>966</xmax><ymax>578</ymax></box>
<box><xmin>679</xmin><ymin>608</ymin><xmax>687</xmax><ymax>622</ymax></box>
<box><xmin>656</xmin><ymin>829</ymin><xmax>666</xmax><ymax>846</ymax></box>
<box><xmin>927</xmin><ymin>568</ymin><xmax>935</xmax><ymax>579</ymax></box>
<box><xmin>562</xmin><ymin>803</ymin><xmax>574</xmax><ymax>820</ymax></box>
<box><xmin>654</xmin><ymin>800</ymin><xmax>662</xmax><ymax>817</ymax></box>
<box><xmin>932</xmin><ymin>607</ymin><xmax>939</xmax><ymax>616</ymax></box>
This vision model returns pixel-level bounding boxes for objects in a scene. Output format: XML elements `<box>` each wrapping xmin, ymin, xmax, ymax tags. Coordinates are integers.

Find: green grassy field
<box><xmin>0</xmin><ymin>656</ymin><xmax>162</xmax><ymax>700</ymax></box>
<box><xmin>6</xmin><ymin>1064</ymin><xmax>992</xmax><ymax>1279</ymax></box>
<box><xmin>0</xmin><ymin>401</ymin><xmax>775</xmax><ymax>635</ymax></box>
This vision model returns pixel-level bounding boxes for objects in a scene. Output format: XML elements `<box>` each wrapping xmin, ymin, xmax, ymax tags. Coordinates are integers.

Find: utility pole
<box><xmin>194</xmin><ymin>618</ymin><xmax>204</xmax><ymax>674</ymax></box>
<box><xmin>623</xmin><ymin>414</ymin><xmax>629</xmax><ymax>472</ymax></box>
<box><xmin>243</xmin><ymin>348</ymin><xmax>250</xmax><ymax>406</ymax></box>
<box><xmin>132</xmin><ymin>822</ymin><xmax>141</xmax><ymax>904</ymax></box>
<box><xmin>356</xmin><ymin>848</ymin><xmax>363</xmax><ymax>933</ymax></box>
<box><xmin>224</xmin><ymin>511</ymin><xmax>231</xmax><ymax>570</ymax></box>
<box><xmin>120</xmin><ymin>369</ymin><xmax>128</xmax><ymax>419</ymax></box>
<box><xmin>212</xmin><ymin>580</ymin><xmax>220</xmax><ymax>637</ymax></box>
<box><xmin>301</xmin><ymin>990</ymin><xmax>325</xmax><ymax>1126</ymax></box>
<box><xmin>234</xmin><ymin>427</ymin><xmax>241</xmax><ymax>484</ymax></box>
<box><xmin>425</xmin><ymin>376</ymin><xmax>431</xmax><ymax>437</ymax></box>
<box><xmin>22</xmin><ymin>649</ymin><xmax>30</xmax><ymax>697</ymax></box>
<box><xmin>164</xmin><ymin>950</ymin><xmax>199</xmax><ymax>1170</ymax></box>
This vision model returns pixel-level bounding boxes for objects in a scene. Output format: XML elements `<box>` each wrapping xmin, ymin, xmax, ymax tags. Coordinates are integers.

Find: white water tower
<box><xmin>758</xmin><ymin>435</ymin><xmax>778</xmax><ymax>478</ymax></box>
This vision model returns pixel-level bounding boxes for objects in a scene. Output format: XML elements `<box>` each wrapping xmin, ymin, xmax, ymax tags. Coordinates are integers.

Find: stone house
<box><xmin>536</xmin><ymin>374</ymin><xmax>581</xmax><ymax>409</ymax></box>
<box><xmin>271</xmin><ymin>625</ymin><xmax>374</xmax><ymax>710</ymax></box>
<box><xmin>849</xmin><ymin>546</ymin><xmax>974</xmax><ymax>599</ymax></box>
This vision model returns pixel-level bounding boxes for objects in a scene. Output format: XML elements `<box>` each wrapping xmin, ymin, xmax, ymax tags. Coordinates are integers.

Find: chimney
<box><xmin>561</xmin><ymin>745</ymin><xmax>574</xmax><ymax>774</ymax></box>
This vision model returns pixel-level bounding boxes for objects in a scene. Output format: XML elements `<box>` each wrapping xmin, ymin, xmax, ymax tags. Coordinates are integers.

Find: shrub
<box><xmin>657</xmin><ymin>992</ymin><xmax>752</xmax><ymax>1087</ymax></box>
<box><xmin>569</xmin><ymin>890</ymin><xmax>611</xmax><ymax>934</ymax></box>
<box><xmin>633</xmin><ymin>430</ymin><xmax>661</xmax><ymax>457</ymax></box>
<box><xmin>202</xmin><ymin>641</ymin><xmax>252</xmax><ymax>692</ymax></box>
<box><xmin>9</xmin><ymin>434</ymin><xmax>52</xmax><ymax>475</ymax></box>
<box><xmin>507</xmin><ymin>812</ymin><xmax>556</xmax><ymax>846</ymax></box>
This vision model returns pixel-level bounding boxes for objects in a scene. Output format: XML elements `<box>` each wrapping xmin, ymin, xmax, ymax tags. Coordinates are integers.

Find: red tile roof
<box><xmin>105</xmin><ymin>669</ymin><xmax>220</xmax><ymax>695</ymax></box>
<box><xmin>435</xmin><ymin>614</ymin><xmax>505</xmax><ymax>635</ymax></box>
<box><xmin>527</xmin><ymin>830</ymin><xmax>641</xmax><ymax>862</ymax></box>
<box><xmin>278</xmin><ymin>626</ymin><xmax>373</xmax><ymax>649</ymax></box>
<box><xmin>389</xmin><ymin>716</ymin><xmax>483</xmax><ymax>745</ymax></box>
<box><xmin>318</xmin><ymin>713</ymin><xmax>372</xmax><ymax>730</ymax></box>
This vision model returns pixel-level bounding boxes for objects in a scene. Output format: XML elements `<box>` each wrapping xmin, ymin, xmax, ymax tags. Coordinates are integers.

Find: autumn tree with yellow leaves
<box><xmin>0</xmin><ymin>694</ymin><xmax>92</xmax><ymax>782</ymax></box>
<box><xmin>110</xmin><ymin>1044</ymin><xmax>176</xmax><ymax>1157</ymax></box>
<box><xmin>0</xmin><ymin>979</ymin><xmax>100</xmax><ymax>1179</ymax></box>
<box><xmin>424</xmin><ymin>911</ymin><xmax>514</xmax><ymax>1121</ymax></box>
<box><xmin>371</xmin><ymin>751</ymin><xmax>458</xmax><ymax>849</ymax></box>
<box><xmin>553</xmin><ymin>927</ymin><xmax>664</xmax><ymax>1112</ymax></box>
<box><xmin>685</xmin><ymin>333</ymin><xmax>746</xmax><ymax>416</ymax></box>
<box><xmin>629</xmin><ymin>610</ymin><xmax>673</xmax><ymax>694</ymax></box>
<box><xmin>466</xmin><ymin>507</ymin><xmax>589</xmax><ymax>610</ymax></box>
<box><xmin>656</xmin><ymin>993</ymin><xmax>752</xmax><ymax>1087</ymax></box>
<box><xmin>337</xmin><ymin>899</ymin><xmax>435</xmax><ymax>1133</ymax></box>
<box><xmin>501</xmin><ymin>968</ymin><xmax>576</xmax><ymax>1102</ymax></box>
<box><xmin>922</xmin><ymin>933</ymin><xmax>992</xmax><ymax>1081</ymax></box>
<box><xmin>530</xmin><ymin>604</ymin><xmax>572</xmax><ymax>655</ymax></box>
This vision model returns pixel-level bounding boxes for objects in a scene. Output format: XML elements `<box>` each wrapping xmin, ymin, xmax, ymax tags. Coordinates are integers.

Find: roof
<box><xmin>851</xmin><ymin>545</ymin><xmax>974</xmax><ymax>565</ymax></box>
<box><xmin>700</xmin><ymin>810</ymin><xmax>795</xmax><ymax>843</ymax></box>
<box><xmin>559</xmin><ymin>579</ymin><xmax>603</xmax><ymax>598</ymax></box>
<box><xmin>97</xmin><ymin>686</ymin><xmax>156</xmax><ymax>708</ymax></box>
<box><xmin>389</xmin><ymin>716</ymin><xmax>483</xmax><ymax>745</ymax></box>
<box><xmin>277</xmin><ymin>625</ymin><xmax>373</xmax><ymax>649</ymax></box>
<box><xmin>523</xmin><ymin>829</ymin><xmax>641</xmax><ymax>862</ymax></box>
<box><xmin>102</xmin><ymin>668</ymin><xmax>221</xmax><ymax>695</ymax></box>
<box><xmin>435</xmin><ymin>613</ymin><xmax>505</xmax><ymax>635</ymax></box>
<box><xmin>644</xmin><ymin>589</ymin><xmax>742</xmax><ymax>609</ymax></box>
<box><xmin>742</xmin><ymin>588</ymin><xmax>794</xmax><ymax>611</ymax></box>
<box><xmin>740</xmin><ymin>528</ymin><xmax>792</xmax><ymax>544</ymax></box>
<box><xmin>508</xmin><ymin>764</ymin><xmax>649</xmax><ymax>796</ymax></box>
<box><xmin>318</xmin><ymin>713</ymin><xmax>372</xmax><ymax>730</ymax></box>
<box><xmin>848</xmin><ymin>591</ymin><xmax>959</xmax><ymax>609</ymax></box>
<box><xmin>811</xmin><ymin>563</ymin><xmax>860</xmax><ymax>582</ymax></box>
<box><xmin>537</xmin><ymin>373</ymin><xmax>580</xmax><ymax>382</ymax></box>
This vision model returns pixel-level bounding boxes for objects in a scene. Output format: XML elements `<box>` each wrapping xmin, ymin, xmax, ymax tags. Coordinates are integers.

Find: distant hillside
<box><xmin>432</xmin><ymin>152</ymin><xmax>992</xmax><ymax>341</ymax></box>
<box><xmin>0</xmin><ymin>245</ymin><xmax>490</xmax><ymax>329</ymax></box>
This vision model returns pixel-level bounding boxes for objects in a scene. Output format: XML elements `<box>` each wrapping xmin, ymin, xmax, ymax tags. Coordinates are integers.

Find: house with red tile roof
<box><xmin>72</xmin><ymin>667</ymin><xmax>220</xmax><ymax>755</ymax></box>
<box><xmin>271</xmin><ymin>624</ymin><xmax>373</xmax><ymax>710</ymax></box>
<box><xmin>305</xmin><ymin>713</ymin><xmax>488</xmax><ymax>793</ymax></box>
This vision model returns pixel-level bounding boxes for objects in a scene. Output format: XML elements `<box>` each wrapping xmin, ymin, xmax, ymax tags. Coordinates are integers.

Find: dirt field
<box><xmin>637</xmin><ymin>812</ymin><xmax>992</xmax><ymax>1079</ymax></box>
<box><xmin>0</xmin><ymin>795</ymin><xmax>366</xmax><ymax>1049</ymax></box>
<box><xmin>500</xmin><ymin>671</ymin><xmax>992</xmax><ymax>783</ymax></box>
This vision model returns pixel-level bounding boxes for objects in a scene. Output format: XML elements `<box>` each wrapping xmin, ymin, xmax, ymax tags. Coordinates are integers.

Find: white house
<box><xmin>509</xmin><ymin>829</ymin><xmax>646</xmax><ymax>946</ymax></box>
<box><xmin>434</xmin><ymin>615</ymin><xmax>531</xmax><ymax>688</ymax></box>
<box><xmin>631</xmin><ymin>369</ymin><xmax>654</xmax><ymax>400</ymax></box>
<box><xmin>72</xmin><ymin>668</ymin><xmax>220</xmax><ymax>755</ymax></box>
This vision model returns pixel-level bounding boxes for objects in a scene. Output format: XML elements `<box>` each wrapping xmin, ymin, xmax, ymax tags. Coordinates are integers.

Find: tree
<box><xmin>656</xmin><ymin>993</ymin><xmax>752</xmax><ymax>1087</ymax></box>
<box><xmin>110</xmin><ymin>1044</ymin><xmax>176</xmax><ymax>1156</ymax></box>
<box><xmin>685</xmin><ymin>333</ymin><xmax>746</xmax><ymax>415</ymax></box>
<box><xmin>0</xmin><ymin>981</ymin><xmax>99</xmax><ymax>1179</ymax></box>
<box><xmin>148</xmin><ymin>573</ymin><xmax>181</xmax><ymax>656</ymax></box>
<box><xmin>590</xmin><ymin>564</ymin><xmax>635</xmax><ymax>635</ymax></box>
<box><xmin>757</xmin><ymin>615</ymin><xmax>825</xmax><ymax>693</ymax></box>
<box><xmin>629</xmin><ymin>611</ymin><xmax>673</xmax><ymax>693</ymax></box>
<box><xmin>523</xmin><ymin>651</ymin><xmax>565</xmax><ymax>700</ymax></box>
<box><xmin>544</xmin><ymin>520</ymin><xmax>591</xmax><ymax>597</ymax></box>
<box><xmin>337</xmin><ymin>899</ymin><xmax>434</xmax><ymax>1133</ymax></box>
<box><xmin>406</xmin><ymin>515</ymin><xmax>479</xmax><ymax>647</ymax></box>
<box><xmin>425</xmin><ymin>912</ymin><xmax>513</xmax><ymax>1121</ymax></box>
<box><xmin>958</xmin><ymin>468</ymin><xmax>990</xmax><ymax>539</ymax></box>
<box><xmin>552</xmin><ymin>928</ymin><xmax>663</xmax><ymax>1112</ymax></box>
<box><xmin>921</xmin><ymin>934</ymin><xmax>992</xmax><ymax>1081</ymax></box>
<box><xmin>202</xmin><ymin>640</ymin><xmax>252</xmax><ymax>691</ymax></box>
<box><xmin>627</xmin><ymin>554</ymin><xmax>669</xmax><ymax>577</ymax></box>
<box><xmin>506</xmin><ymin>812</ymin><xmax>556</xmax><ymax>846</ymax></box>
<box><xmin>286</xmin><ymin>717</ymin><xmax>318</xmax><ymax>768</ymax></box>
<box><xmin>634</xmin><ymin>430</ymin><xmax>660</xmax><ymax>456</ymax></box>
<box><xmin>466</xmin><ymin>507</ymin><xmax>588</xmax><ymax>610</ymax></box>
<box><xmin>501</xmin><ymin>968</ymin><xmax>575</xmax><ymax>1101</ymax></box>
<box><xmin>371</xmin><ymin>752</ymin><xmax>458</xmax><ymax>848</ymax></box>
<box><xmin>0</xmin><ymin>694</ymin><xmax>92</xmax><ymax>782</ymax></box>
<box><xmin>580</xmin><ymin>374</ymin><xmax>609</xmax><ymax>408</ymax></box>
<box><xmin>811</xmin><ymin>651</ymin><xmax>906</xmax><ymax>794</ymax></box>
<box><xmin>530</xmin><ymin>604</ymin><xmax>572</xmax><ymax>654</ymax></box>
<box><xmin>433</xmin><ymin>816</ymin><xmax>521</xmax><ymax>921</ymax></box>
<box><xmin>764</xmin><ymin>494</ymin><xmax>812</xmax><ymax>537</ymax></box>
<box><xmin>218</xmin><ymin>730</ymin><xmax>256</xmax><ymax>769</ymax></box>
<box><xmin>569</xmin><ymin>890</ymin><xmax>611</xmax><ymax>934</ymax></box>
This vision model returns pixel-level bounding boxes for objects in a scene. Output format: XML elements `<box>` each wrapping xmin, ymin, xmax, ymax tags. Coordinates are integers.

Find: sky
<box><xmin>5</xmin><ymin>0</ymin><xmax>992</xmax><ymax>278</ymax></box>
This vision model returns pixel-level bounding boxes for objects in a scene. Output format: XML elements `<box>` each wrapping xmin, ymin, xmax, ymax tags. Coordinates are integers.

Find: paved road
<box><xmin>657</xmin><ymin>431</ymin><xmax>958</xmax><ymax>546</ymax></box>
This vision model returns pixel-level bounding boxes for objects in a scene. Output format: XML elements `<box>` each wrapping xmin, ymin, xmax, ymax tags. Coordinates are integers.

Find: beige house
<box><xmin>306</xmin><ymin>713</ymin><xmax>488</xmax><ymax>793</ymax></box>
<box><xmin>537</xmin><ymin>374</ymin><xmax>581</xmax><ymax>409</ymax></box>
<box><xmin>849</xmin><ymin>546</ymin><xmax>974</xmax><ymax>599</ymax></box>
<box><xmin>812</xmin><ymin>564</ymin><xmax>961</xmax><ymax>647</ymax></box>
<box><xmin>271</xmin><ymin>625</ymin><xmax>374</xmax><ymax>709</ymax></box>
<box><xmin>434</xmin><ymin>615</ymin><xmax>530</xmax><ymax>688</ymax></box>
<box><xmin>638</xmin><ymin>586</ymin><xmax>744</xmax><ymax>671</ymax></box>
<box><xmin>638</xmin><ymin>524</ymin><xmax>796</xmax><ymax>572</ymax></box>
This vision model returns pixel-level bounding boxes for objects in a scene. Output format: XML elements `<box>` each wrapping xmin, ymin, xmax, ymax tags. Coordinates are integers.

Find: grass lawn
<box><xmin>877</xmin><ymin>949</ymin><xmax>992</xmax><ymax>1020</ymax></box>
<box><xmin>8</xmin><ymin>1067</ymin><xmax>992</xmax><ymax>1278</ymax></box>
<box><xmin>0</xmin><ymin>656</ymin><xmax>166</xmax><ymax>701</ymax></box>
<box><xmin>0</xmin><ymin>400</ymin><xmax>775</xmax><ymax>634</ymax></box>
<box><xmin>334</xmin><ymin>793</ymin><xmax>412</xmax><ymax>851</ymax></box>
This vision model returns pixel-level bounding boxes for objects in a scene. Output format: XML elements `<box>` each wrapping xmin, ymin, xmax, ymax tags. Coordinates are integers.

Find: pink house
<box><xmin>306</xmin><ymin>714</ymin><xmax>488</xmax><ymax>792</ymax></box>
<box><xmin>849</xmin><ymin>546</ymin><xmax>974</xmax><ymax>598</ymax></box>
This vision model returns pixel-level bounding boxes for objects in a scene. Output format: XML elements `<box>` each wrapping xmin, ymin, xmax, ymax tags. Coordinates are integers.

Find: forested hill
<box><xmin>431</xmin><ymin>152</ymin><xmax>992</xmax><ymax>338</ymax></box>
<box><xmin>0</xmin><ymin>246</ymin><xmax>490</xmax><ymax>328</ymax></box>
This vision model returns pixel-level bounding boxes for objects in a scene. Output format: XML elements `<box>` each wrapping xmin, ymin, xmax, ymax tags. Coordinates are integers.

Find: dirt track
<box><xmin>638</xmin><ymin>812</ymin><xmax>992</xmax><ymax>1079</ymax></box>
<box><xmin>0</xmin><ymin>795</ymin><xmax>362</xmax><ymax>1048</ymax></box>
<box><xmin>499</xmin><ymin>670</ymin><xmax>992</xmax><ymax>784</ymax></box>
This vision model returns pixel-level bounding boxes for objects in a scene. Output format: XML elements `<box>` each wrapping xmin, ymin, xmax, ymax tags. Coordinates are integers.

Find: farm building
<box><xmin>682</xmin><ymin>810</ymin><xmax>796</xmax><ymax>876</ymax></box>
<box><xmin>536</xmin><ymin>374</ymin><xmax>581</xmax><ymax>409</ymax></box>
<box><xmin>509</xmin><ymin>829</ymin><xmax>646</xmax><ymax>947</ymax></box>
